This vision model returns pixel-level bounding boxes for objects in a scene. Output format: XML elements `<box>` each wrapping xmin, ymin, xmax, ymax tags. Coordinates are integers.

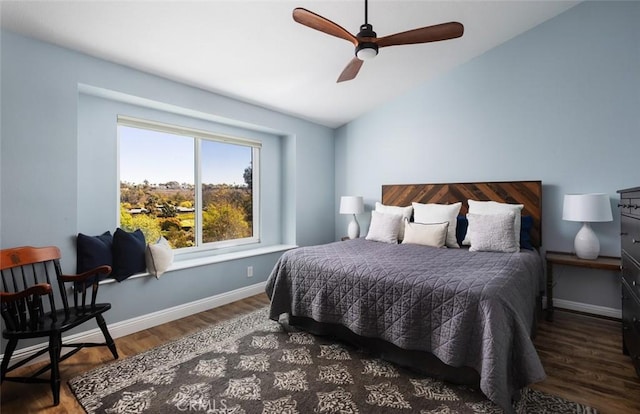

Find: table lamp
<box><xmin>562</xmin><ymin>193</ymin><xmax>612</xmax><ymax>259</ymax></box>
<box><xmin>340</xmin><ymin>196</ymin><xmax>364</xmax><ymax>239</ymax></box>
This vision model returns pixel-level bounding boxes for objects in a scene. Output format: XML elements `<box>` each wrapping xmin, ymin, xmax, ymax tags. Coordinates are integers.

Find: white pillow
<box><xmin>412</xmin><ymin>202</ymin><xmax>462</xmax><ymax>248</ymax></box>
<box><xmin>467</xmin><ymin>212</ymin><xmax>518</xmax><ymax>253</ymax></box>
<box><xmin>402</xmin><ymin>220</ymin><xmax>449</xmax><ymax>248</ymax></box>
<box><xmin>366</xmin><ymin>211</ymin><xmax>403</xmax><ymax>244</ymax></box>
<box><xmin>146</xmin><ymin>236</ymin><xmax>174</xmax><ymax>278</ymax></box>
<box><xmin>463</xmin><ymin>200</ymin><xmax>524</xmax><ymax>247</ymax></box>
<box><xmin>375</xmin><ymin>202</ymin><xmax>413</xmax><ymax>241</ymax></box>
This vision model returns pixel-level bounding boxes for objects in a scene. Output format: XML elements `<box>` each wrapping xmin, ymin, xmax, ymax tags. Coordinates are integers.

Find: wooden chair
<box><xmin>0</xmin><ymin>246</ymin><xmax>118</xmax><ymax>406</ymax></box>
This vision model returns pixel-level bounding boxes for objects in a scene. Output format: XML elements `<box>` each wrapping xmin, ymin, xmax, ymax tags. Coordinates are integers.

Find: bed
<box><xmin>266</xmin><ymin>181</ymin><xmax>546</xmax><ymax>413</ymax></box>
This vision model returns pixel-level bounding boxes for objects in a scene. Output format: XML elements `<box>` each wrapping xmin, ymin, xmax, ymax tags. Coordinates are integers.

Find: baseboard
<box><xmin>1</xmin><ymin>281</ymin><xmax>268</xmax><ymax>367</ymax></box>
<box><xmin>545</xmin><ymin>296</ymin><xmax>621</xmax><ymax>319</ymax></box>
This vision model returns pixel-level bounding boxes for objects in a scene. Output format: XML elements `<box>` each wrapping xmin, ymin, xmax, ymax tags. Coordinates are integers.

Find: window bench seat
<box><xmin>98</xmin><ymin>244</ymin><xmax>296</xmax><ymax>285</ymax></box>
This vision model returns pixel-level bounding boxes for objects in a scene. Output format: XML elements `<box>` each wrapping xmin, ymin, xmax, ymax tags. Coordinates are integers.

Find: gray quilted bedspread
<box><xmin>266</xmin><ymin>238</ymin><xmax>546</xmax><ymax>412</ymax></box>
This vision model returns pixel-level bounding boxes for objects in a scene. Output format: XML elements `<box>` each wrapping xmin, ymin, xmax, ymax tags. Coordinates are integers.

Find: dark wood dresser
<box><xmin>619</xmin><ymin>186</ymin><xmax>640</xmax><ymax>377</ymax></box>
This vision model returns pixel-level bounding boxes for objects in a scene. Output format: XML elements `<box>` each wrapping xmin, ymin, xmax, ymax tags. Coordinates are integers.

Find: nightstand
<box><xmin>545</xmin><ymin>251</ymin><xmax>621</xmax><ymax>321</ymax></box>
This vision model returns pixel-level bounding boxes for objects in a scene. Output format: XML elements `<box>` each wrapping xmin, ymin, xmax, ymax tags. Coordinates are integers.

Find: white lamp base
<box><xmin>347</xmin><ymin>214</ymin><xmax>360</xmax><ymax>239</ymax></box>
<box><xmin>574</xmin><ymin>222</ymin><xmax>600</xmax><ymax>260</ymax></box>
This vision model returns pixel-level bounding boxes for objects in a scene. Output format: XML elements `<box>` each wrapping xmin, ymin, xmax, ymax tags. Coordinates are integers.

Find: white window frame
<box><xmin>117</xmin><ymin>115</ymin><xmax>261</xmax><ymax>252</ymax></box>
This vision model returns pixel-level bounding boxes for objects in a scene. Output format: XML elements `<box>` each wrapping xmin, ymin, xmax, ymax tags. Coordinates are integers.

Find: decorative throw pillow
<box><xmin>402</xmin><ymin>220</ymin><xmax>449</xmax><ymax>248</ymax></box>
<box><xmin>463</xmin><ymin>200</ymin><xmax>524</xmax><ymax>248</ymax></box>
<box><xmin>146</xmin><ymin>237</ymin><xmax>174</xmax><ymax>279</ymax></box>
<box><xmin>365</xmin><ymin>211</ymin><xmax>403</xmax><ymax>244</ymax></box>
<box><xmin>412</xmin><ymin>202</ymin><xmax>462</xmax><ymax>248</ymax></box>
<box><xmin>112</xmin><ymin>228</ymin><xmax>147</xmax><ymax>282</ymax></box>
<box><xmin>455</xmin><ymin>215</ymin><xmax>469</xmax><ymax>247</ymax></box>
<box><xmin>375</xmin><ymin>202</ymin><xmax>413</xmax><ymax>241</ymax></box>
<box><xmin>467</xmin><ymin>212</ymin><xmax>518</xmax><ymax>253</ymax></box>
<box><xmin>457</xmin><ymin>215</ymin><xmax>534</xmax><ymax>250</ymax></box>
<box><xmin>520</xmin><ymin>215</ymin><xmax>534</xmax><ymax>250</ymax></box>
<box><xmin>76</xmin><ymin>231</ymin><xmax>113</xmax><ymax>285</ymax></box>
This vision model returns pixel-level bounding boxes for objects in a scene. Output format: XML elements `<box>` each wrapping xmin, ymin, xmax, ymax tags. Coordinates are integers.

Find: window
<box><xmin>117</xmin><ymin>116</ymin><xmax>260</xmax><ymax>251</ymax></box>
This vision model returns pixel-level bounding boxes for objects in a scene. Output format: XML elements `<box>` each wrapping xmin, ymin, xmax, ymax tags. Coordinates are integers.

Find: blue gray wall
<box><xmin>0</xmin><ymin>30</ymin><xmax>335</xmax><ymax>352</ymax></box>
<box><xmin>335</xmin><ymin>1</ymin><xmax>639</xmax><ymax>313</ymax></box>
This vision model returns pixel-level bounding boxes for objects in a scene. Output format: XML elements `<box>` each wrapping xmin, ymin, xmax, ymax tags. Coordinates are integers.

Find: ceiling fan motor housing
<box><xmin>355</xmin><ymin>23</ymin><xmax>378</xmax><ymax>60</ymax></box>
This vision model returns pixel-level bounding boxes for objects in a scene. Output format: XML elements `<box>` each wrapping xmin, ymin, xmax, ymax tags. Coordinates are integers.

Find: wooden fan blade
<box><xmin>337</xmin><ymin>57</ymin><xmax>364</xmax><ymax>83</ymax></box>
<box><xmin>377</xmin><ymin>22</ymin><xmax>464</xmax><ymax>48</ymax></box>
<box><xmin>293</xmin><ymin>8</ymin><xmax>358</xmax><ymax>46</ymax></box>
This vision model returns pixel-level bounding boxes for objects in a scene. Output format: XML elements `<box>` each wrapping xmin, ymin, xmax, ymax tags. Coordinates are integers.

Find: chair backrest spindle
<box><xmin>16</xmin><ymin>291</ymin><xmax>28</xmax><ymax>330</ymax></box>
<box><xmin>10</xmin><ymin>268</ymin><xmax>19</xmax><ymax>294</ymax></box>
<box><xmin>23</xmin><ymin>265</ymin><xmax>31</xmax><ymax>291</ymax></box>
<box><xmin>50</xmin><ymin>259</ymin><xmax>69</xmax><ymax>320</ymax></box>
<box><xmin>73</xmin><ymin>281</ymin><xmax>79</xmax><ymax>309</ymax></box>
<box><xmin>1</xmin><ymin>270</ymin><xmax>9</xmax><ymax>295</ymax></box>
<box><xmin>91</xmin><ymin>282</ymin><xmax>99</xmax><ymax>308</ymax></box>
<box><xmin>82</xmin><ymin>287</ymin><xmax>88</xmax><ymax>312</ymax></box>
<box><xmin>28</xmin><ymin>294</ymin><xmax>41</xmax><ymax>330</ymax></box>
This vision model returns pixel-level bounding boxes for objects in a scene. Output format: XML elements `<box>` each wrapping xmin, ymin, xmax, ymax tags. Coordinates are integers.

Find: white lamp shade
<box><xmin>562</xmin><ymin>193</ymin><xmax>612</xmax><ymax>222</ymax></box>
<box><xmin>339</xmin><ymin>196</ymin><xmax>364</xmax><ymax>215</ymax></box>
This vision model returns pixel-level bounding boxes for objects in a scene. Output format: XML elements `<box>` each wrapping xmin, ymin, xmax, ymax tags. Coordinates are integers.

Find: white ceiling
<box><xmin>1</xmin><ymin>1</ymin><xmax>579</xmax><ymax>128</ymax></box>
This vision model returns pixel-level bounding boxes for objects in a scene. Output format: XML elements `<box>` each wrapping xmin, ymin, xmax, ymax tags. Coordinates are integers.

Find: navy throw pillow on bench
<box><xmin>112</xmin><ymin>228</ymin><xmax>147</xmax><ymax>282</ymax></box>
<box><xmin>76</xmin><ymin>231</ymin><xmax>113</xmax><ymax>285</ymax></box>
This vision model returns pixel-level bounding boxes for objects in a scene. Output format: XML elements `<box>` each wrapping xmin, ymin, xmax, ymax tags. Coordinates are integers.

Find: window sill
<box><xmin>99</xmin><ymin>244</ymin><xmax>296</xmax><ymax>285</ymax></box>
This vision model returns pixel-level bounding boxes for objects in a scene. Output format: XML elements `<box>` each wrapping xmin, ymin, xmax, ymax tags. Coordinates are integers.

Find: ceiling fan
<box><xmin>293</xmin><ymin>0</ymin><xmax>464</xmax><ymax>83</ymax></box>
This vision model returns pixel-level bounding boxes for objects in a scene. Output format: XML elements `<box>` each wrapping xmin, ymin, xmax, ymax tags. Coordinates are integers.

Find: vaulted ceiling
<box><xmin>1</xmin><ymin>1</ymin><xmax>579</xmax><ymax>127</ymax></box>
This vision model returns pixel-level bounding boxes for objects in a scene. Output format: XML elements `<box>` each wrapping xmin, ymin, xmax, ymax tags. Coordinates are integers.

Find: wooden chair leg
<box><xmin>96</xmin><ymin>314</ymin><xmax>119</xmax><ymax>360</ymax></box>
<box><xmin>48</xmin><ymin>333</ymin><xmax>62</xmax><ymax>406</ymax></box>
<box><xmin>0</xmin><ymin>338</ymin><xmax>18</xmax><ymax>382</ymax></box>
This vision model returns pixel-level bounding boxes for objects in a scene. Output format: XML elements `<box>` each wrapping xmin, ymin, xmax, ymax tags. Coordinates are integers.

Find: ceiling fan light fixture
<box><xmin>292</xmin><ymin>1</ymin><xmax>464</xmax><ymax>82</ymax></box>
<box><xmin>355</xmin><ymin>42</ymin><xmax>378</xmax><ymax>60</ymax></box>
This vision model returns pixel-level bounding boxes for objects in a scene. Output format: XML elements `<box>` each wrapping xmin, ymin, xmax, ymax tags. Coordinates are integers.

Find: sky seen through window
<box><xmin>119</xmin><ymin>126</ymin><xmax>251</xmax><ymax>186</ymax></box>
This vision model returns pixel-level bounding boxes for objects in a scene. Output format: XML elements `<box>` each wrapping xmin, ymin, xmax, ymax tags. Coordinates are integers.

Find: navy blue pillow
<box><xmin>112</xmin><ymin>228</ymin><xmax>147</xmax><ymax>282</ymax></box>
<box><xmin>77</xmin><ymin>231</ymin><xmax>112</xmax><ymax>272</ymax></box>
<box><xmin>455</xmin><ymin>215</ymin><xmax>534</xmax><ymax>250</ymax></box>
<box><xmin>520</xmin><ymin>215</ymin><xmax>534</xmax><ymax>250</ymax></box>
<box><xmin>456</xmin><ymin>215</ymin><xmax>468</xmax><ymax>247</ymax></box>
<box><xmin>76</xmin><ymin>231</ymin><xmax>112</xmax><ymax>286</ymax></box>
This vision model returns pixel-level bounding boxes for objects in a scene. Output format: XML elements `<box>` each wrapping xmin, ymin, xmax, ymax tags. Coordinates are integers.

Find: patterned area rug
<box><xmin>69</xmin><ymin>307</ymin><xmax>597</xmax><ymax>414</ymax></box>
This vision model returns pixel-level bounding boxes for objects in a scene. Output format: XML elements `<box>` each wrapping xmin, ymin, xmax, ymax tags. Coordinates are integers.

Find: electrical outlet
<box><xmin>247</xmin><ymin>266</ymin><xmax>253</xmax><ymax>278</ymax></box>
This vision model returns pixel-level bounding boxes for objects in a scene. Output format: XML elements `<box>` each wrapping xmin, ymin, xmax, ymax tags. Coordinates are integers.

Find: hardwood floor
<box><xmin>530</xmin><ymin>310</ymin><xmax>640</xmax><ymax>414</ymax></box>
<box><xmin>1</xmin><ymin>295</ymin><xmax>639</xmax><ymax>413</ymax></box>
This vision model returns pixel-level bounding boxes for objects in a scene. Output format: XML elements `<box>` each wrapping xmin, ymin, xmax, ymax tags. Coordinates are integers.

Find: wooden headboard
<box><xmin>382</xmin><ymin>180</ymin><xmax>542</xmax><ymax>248</ymax></box>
